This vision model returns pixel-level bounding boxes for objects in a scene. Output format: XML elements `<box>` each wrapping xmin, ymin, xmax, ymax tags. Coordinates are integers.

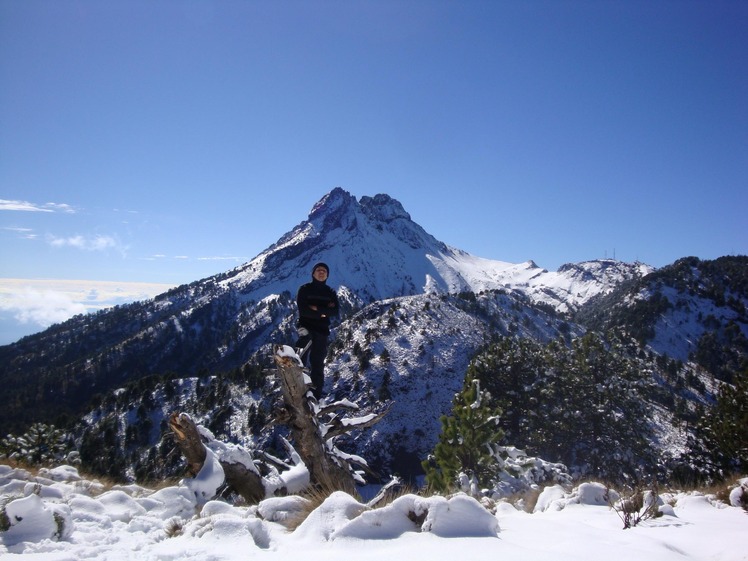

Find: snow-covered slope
<box><xmin>530</xmin><ymin>259</ymin><xmax>654</xmax><ymax>312</ymax></box>
<box><xmin>0</xmin><ymin>188</ymin><xmax>655</xmax><ymax>438</ymax></box>
<box><xmin>214</xmin><ymin>188</ymin><xmax>651</xmax><ymax>312</ymax></box>
<box><xmin>576</xmin><ymin>256</ymin><xmax>748</xmax><ymax>369</ymax></box>
<box><xmin>321</xmin><ymin>291</ymin><xmax>579</xmax><ymax>472</ymax></box>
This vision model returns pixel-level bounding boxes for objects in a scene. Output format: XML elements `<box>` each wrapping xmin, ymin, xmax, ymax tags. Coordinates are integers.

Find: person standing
<box><xmin>295</xmin><ymin>262</ymin><xmax>339</xmax><ymax>399</ymax></box>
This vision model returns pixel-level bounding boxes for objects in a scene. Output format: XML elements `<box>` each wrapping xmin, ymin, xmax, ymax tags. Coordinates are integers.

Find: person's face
<box><xmin>313</xmin><ymin>267</ymin><xmax>328</xmax><ymax>282</ymax></box>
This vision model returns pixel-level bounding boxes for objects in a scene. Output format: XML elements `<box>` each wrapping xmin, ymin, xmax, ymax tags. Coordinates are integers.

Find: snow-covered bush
<box><xmin>425</xmin><ymin>373</ymin><xmax>571</xmax><ymax>499</ymax></box>
<box><xmin>533</xmin><ymin>482</ymin><xmax>623</xmax><ymax>514</ymax></box>
<box><xmin>0</xmin><ymin>492</ymin><xmax>73</xmax><ymax>545</ymax></box>
<box><xmin>728</xmin><ymin>478</ymin><xmax>748</xmax><ymax>510</ymax></box>
<box><xmin>291</xmin><ymin>490</ymin><xmax>499</xmax><ymax>541</ymax></box>
<box><xmin>611</xmin><ymin>483</ymin><xmax>663</xmax><ymax>529</ymax></box>
<box><xmin>483</xmin><ymin>444</ymin><xmax>572</xmax><ymax>499</ymax></box>
<box><xmin>0</xmin><ymin>423</ymin><xmax>73</xmax><ymax>467</ymax></box>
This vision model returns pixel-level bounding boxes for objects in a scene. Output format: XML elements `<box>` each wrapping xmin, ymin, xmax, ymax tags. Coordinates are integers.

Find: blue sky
<box><xmin>1</xmin><ymin>0</ymin><xmax>747</xmax><ymax>343</ymax></box>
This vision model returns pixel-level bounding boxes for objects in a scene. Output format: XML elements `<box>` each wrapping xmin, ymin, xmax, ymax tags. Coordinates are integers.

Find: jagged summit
<box><xmin>359</xmin><ymin>193</ymin><xmax>411</xmax><ymax>222</ymax></box>
<box><xmin>308</xmin><ymin>188</ymin><xmax>412</xmax><ymax>226</ymax></box>
<box><xmin>221</xmin><ymin>188</ymin><xmax>648</xmax><ymax>311</ymax></box>
<box><xmin>225</xmin><ymin>188</ymin><xmax>464</xmax><ymax>303</ymax></box>
<box><xmin>306</xmin><ymin>187</ymin><xmax>357</xmax><ymax>229</ymax></box>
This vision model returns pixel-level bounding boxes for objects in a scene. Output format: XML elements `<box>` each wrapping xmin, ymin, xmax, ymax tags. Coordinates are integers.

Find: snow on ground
<box><xmin>1</xmin><ymin>464</ymin><xmax>746</xmax><ymax>561</ymax></box>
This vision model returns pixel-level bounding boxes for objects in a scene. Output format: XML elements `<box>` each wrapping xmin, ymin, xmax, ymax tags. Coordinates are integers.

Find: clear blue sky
<box><xmin>1</xmin><ymin>0</ymin><xmax>747</xmax><ymax>342</ymax></box>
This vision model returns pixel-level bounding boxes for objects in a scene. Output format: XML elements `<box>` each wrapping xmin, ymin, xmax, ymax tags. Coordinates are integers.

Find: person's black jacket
<box><xmin>297</xmin><ymin>279</ymin><xmax>339</xmax><ymax>335</ymax></box>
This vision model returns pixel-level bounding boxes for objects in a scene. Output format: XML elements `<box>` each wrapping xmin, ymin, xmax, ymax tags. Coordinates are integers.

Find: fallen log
<box><xmin>168</xmin><ymin>411</ymin><xmax>265</xmax><ymax>503</ymax></box>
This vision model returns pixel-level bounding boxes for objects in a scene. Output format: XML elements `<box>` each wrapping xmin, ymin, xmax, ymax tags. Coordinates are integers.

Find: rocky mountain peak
<box><xmin>359</xmin><ymin>193</ymin><xmax>411</xmax><ymax>222</ymax></box>
<box><xmin>309</xmin><ymin>187</ymin><xmax>355</xmax><ymax>221</ymax></box>
<box><xmin>228</xmin><ymin>189</ymin><xmax>653</xmax><ymax>310</ymax></box>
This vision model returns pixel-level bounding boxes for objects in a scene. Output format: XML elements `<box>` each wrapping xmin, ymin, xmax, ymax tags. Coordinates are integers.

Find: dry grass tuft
<box><xmin>164</xmin><ymin>517</ymin><xmax>185</xmax><ymax>538</ymax></box>
<box><xmin>516</xmin><ymin>487</ymin><xmax>543</xmax><ymax>513</ymax></box>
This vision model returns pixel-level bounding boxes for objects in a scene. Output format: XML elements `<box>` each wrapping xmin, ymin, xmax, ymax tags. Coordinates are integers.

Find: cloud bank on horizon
<box><xmin>0</xmin><ymin>194</ymin><xmax>247</xmax><ymax>344</ymax></box>
<box><xmin>0</xmin><ymin>278</ymin><xmax>176</xmax><ymax>345</ymax></box>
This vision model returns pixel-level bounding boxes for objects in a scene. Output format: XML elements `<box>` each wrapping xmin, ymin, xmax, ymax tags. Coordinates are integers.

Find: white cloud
<box><xmin>3</xmin><ymin>227</ymin><xmax>37</xmax><ymax>240</ymax></box>
<box><xmin>44</xmin><ymin>202</ymin><xmax>76</xmax><ymax>213</ymax></box>
<box><xmin>197</xmin><ymin>256</ymin><xmax>245</xmax><ymax>261</ymax></box>
<box><xmin>0</xmin><ymin>199</ymin><xmax>52</xmax><ymax>212</ymax></box>
<box><xmin>48</xmin><ymin>234</ymin><xmax>119</xmax><ymax>251</ymax></box>
<box><xmin>0</xmin><ymin>287</ymin><xmax>87</xmax><ymax>327</ymax></box>
<box><xmin>0</xmin><ymin>199</ymin><xmax>76</xmax><ymax>213</ymax></box>
<box><xmin>0</xmin><ymin>279</ymin><xmax>177</xmax><ymax>342</ymax></box>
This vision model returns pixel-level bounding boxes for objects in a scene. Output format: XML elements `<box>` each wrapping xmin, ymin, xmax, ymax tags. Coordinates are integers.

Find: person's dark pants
<box><xmin>295</xmin><ymin>331</ymin><xmax>328</xmax><ymax>399</ymax></box>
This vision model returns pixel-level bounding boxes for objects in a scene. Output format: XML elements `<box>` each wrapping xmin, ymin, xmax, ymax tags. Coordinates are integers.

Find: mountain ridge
<box><xmin>2</xmin><ymin>188</ymin><xmax>745</xmax><ymax>483</ymax></box>
<box><xmin>0</xmin><ymin>189</ymin><xmax>654</xmax><ymax>435</ymax></box>
<box><xmin>211</xmin><ymin>187</ymin><xmax>651</xmax><ymax>310</ymax></box>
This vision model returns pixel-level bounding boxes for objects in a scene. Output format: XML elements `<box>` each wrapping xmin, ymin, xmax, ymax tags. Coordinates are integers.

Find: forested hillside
<box><xmin>1</xmin><ymin>191</ymin><xmax>745</xmax><ymax>486</ymax></box>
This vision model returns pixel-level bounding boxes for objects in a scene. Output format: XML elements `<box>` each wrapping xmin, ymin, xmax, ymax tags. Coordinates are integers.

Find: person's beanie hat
<box><xmin>312</xmin><ymin>262</ymin><xmax>330</xmax><ymax>277</ymax></box>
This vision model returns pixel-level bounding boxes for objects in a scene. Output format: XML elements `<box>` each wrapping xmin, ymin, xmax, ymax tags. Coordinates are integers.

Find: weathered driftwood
<box><xmin>168</xmin><ymin>411</ymin><xmax>265</xmax><ymax>503</ymax></box>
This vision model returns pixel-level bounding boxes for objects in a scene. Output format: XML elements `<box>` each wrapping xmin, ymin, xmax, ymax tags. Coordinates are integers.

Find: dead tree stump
<box><xmin>273</xmin><ymin>345</ymin><xmax>357</xmax><ymax>493</ymax></box>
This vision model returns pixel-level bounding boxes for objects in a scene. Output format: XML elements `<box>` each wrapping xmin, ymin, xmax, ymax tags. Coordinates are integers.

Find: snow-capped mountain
<box><xmin>577</xmin><ymin>255</ymin><xmax>748</xmax><ymax>377</ymax></box>
<box><xmin>1</xmin><ymin>188</ymin><xmax>744</xmax><ymax>484</ymax></box>
<box><xmin>208</xmin><ymin>187</ymin><xmax>651</xmax><ymax>311</ymax></box>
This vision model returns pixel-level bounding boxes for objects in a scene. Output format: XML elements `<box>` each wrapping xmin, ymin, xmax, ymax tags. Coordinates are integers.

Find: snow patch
<box><xmin>1</xmin><ymin>463</ymin><xmax>746</xmax><ymax>560</ymax></box>
<box><xmin>182</xmin><ymin>447</ymin><xmax>225</xmax><ymax>505</ymax></box>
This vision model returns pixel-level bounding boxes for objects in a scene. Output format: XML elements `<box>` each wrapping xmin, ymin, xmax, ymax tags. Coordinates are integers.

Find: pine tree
<box><xmin>465</xmin><ymin>332</ymin><xmax>657</xmax><ymax>483</ymax></box>
<box><xmin>692</xmin><ymin>367</ymin><xmax>748</xmax><ymax>477</ymax></box>
<box><xmin>423</xmin><ymin>374</ymin><xmax>504</xmax><ymax>492</ymax></box>
<box><xmin>0</xmin><ymin>423</ymin><xmax>71</xmax><ymax>466</ymax></box>
<box><xmin>553</xmin><ymin>333</ymin><xmax>655</xmax><ymax>480</ymax></box>
<box><xmin>378</xmin><ymin>370</ymin><xmax>392</xmax><ymax>401</ymax></box>
<box><xmin>468</xmin><ymin>337</ymin><xmax>546</xmax><ymax>444</ymax></box>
